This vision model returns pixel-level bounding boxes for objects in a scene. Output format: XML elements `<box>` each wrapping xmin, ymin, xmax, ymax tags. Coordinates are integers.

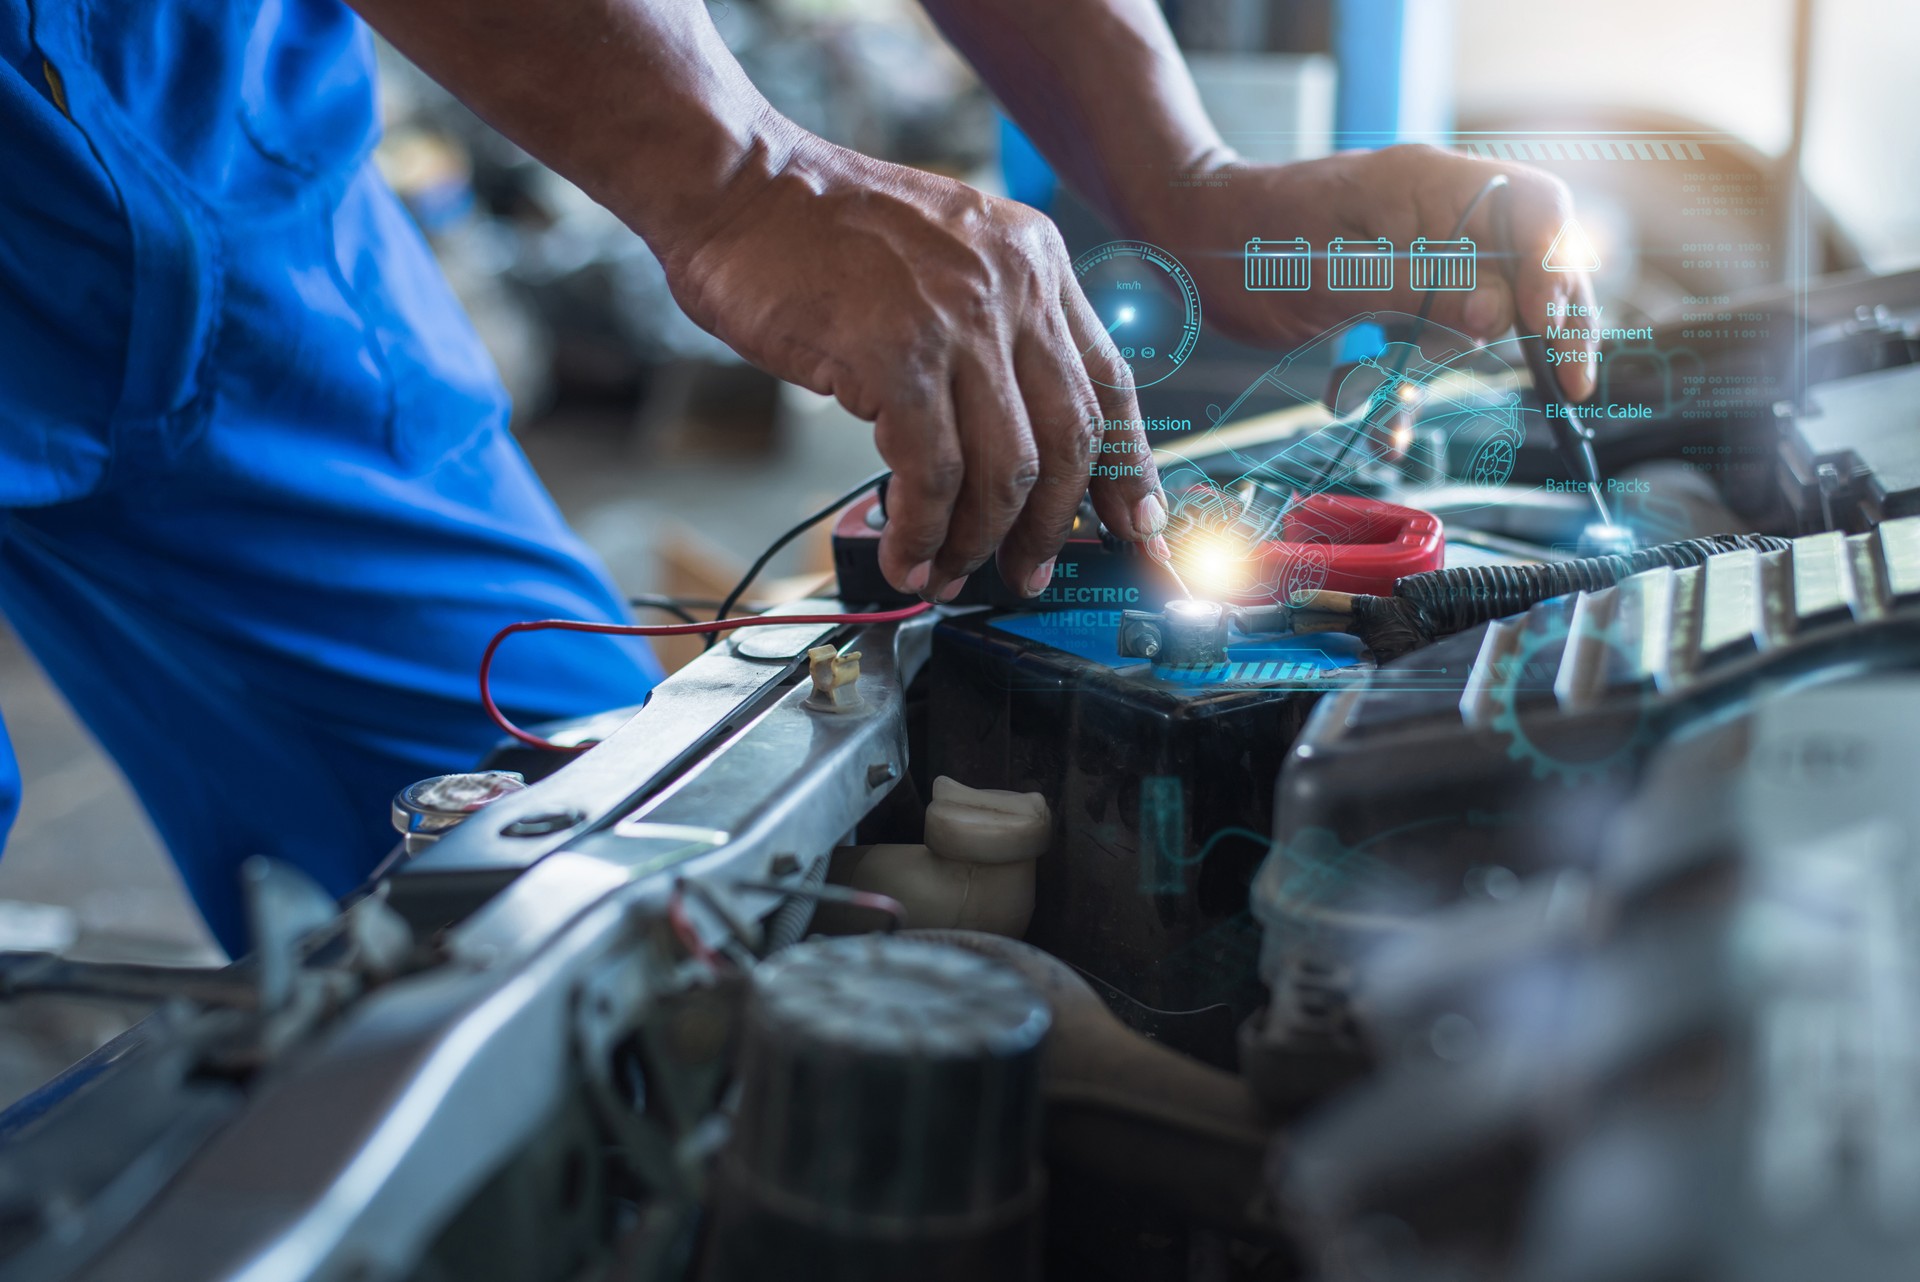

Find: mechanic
<box><xmin>0</xmin><ymin>0</ymin><xmax>1596</xmax><ymax>954</ymax></box>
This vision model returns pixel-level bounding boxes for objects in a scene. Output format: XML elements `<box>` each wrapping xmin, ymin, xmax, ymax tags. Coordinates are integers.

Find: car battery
<box><xmin>925</xmin><ymin>605</ymin><xmax>1370</xmax><ymax>1062</ymax></box>
<box><xmin>833</xmin><ymin>491</ymin><xmax>1182</xmax><ymax>610</ymax></box>
<box><xmin>832</xmin><ymin>490</ymin><xmax>1443</xmax><ymax>608</ymax></box>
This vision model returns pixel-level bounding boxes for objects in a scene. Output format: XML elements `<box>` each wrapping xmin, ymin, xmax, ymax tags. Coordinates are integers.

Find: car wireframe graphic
<box><xmin>1155</xmin><ymin>313</ymin><xmax>1525</xmax><ymax>601</ymax></box>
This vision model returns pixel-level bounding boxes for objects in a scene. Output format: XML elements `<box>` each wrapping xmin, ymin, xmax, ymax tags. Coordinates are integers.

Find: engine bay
<box><xmin>7</xmin><ymin>267</ymin><xmax>1920</xmax><ymax>1282</ymax></box>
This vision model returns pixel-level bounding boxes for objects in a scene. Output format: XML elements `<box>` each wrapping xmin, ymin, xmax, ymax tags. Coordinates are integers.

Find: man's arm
<box><xmin>349</xmin><ymin>0</ymin><xmax>772</xmax><ymax>273</ymax></box>
<box><xmin>348</xmin><ymin>0</ymin><xmax>1170</xmax><ymax>602</ymax></box>
<box><xmin>917</xmin><ymin>0</ymin><xmax>1601</xmax><ymax>399</ymax></box>
<box><xmin>916</xmin><ymin>0</ymin><xmax>1226</xmax><ymax>235</ymax></box>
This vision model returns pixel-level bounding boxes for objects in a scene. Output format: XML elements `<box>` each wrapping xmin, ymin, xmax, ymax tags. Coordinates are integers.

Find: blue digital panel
<box><xmin>987</xmin><ymin>609</ymin><xmax>1366</xmax><ymax>679</ymax></box>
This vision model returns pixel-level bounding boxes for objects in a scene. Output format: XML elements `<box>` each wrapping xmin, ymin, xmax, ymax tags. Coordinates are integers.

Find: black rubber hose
<box><xmin>1352</xmin><ymin>533</ymin><xmax>1795</xmax><ymax>661</ymax></box>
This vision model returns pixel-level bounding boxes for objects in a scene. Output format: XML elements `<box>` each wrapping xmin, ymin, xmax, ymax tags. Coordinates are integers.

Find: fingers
<box><xmin>1555</xmin><ymin>266</ymin><xmax>1602</xmax><ymax>402</ymax></box>
<box><xmin>872</xmin><ymin>374</ymin><xmax>963</xmax><ymax>596</ymax></box>
<box><xmin>854</xmin><ymin>200</ymin><xmax>1174</xmax><ymax>601</ymax></box>
<box><xmin>1499</xmin><ymin>167</ymin><xmax>1599</xmax><ymax>401</ymax></box>
<box><xmin>1060</xmin><ymin>282</ymin><xmax>1167</xmax><ymax>548</ymax></box>
<box><xmin>1460</xmin><ymin>274</ymin><xmax>1513</xmax><ymax>343</ymax></box>
<box><xmin>996</xmin><ymin>318</ymin><xmax>1100</xmax><ymax>599</ymax></box>
<box><xmin>927</xmin><ymin>352</ymin><xmax>1039</xmax><ymax>601</ymax></box>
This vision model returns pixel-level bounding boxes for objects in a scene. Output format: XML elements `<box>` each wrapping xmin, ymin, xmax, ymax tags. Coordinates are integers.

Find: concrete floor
<box><xmin>0</xmin><ymin>380</ymin><xmax>879</xmax><ymax>1108</ymax></box>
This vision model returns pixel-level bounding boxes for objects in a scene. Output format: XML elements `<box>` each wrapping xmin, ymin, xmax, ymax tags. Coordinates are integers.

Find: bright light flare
<box><xmin>1389</xmin><ymin>418</ymin><xmax>1415</xmax><ymax>457</ymax></box>
<box><xmin>1174</xmin><ymin>532</ymin><xmax>1246</xmax><ymax>596</ymax></box>
<box><xmin>1580</xmin><ymin>522</ymin><xmax>1636</xmax><ymax>556</ymax></box>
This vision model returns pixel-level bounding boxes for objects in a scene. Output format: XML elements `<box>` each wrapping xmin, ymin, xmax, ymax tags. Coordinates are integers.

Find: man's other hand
<box><xmin>1138</xmin><ymin>145</ymin><xmax>1602</xmax><ymax>401</ymax></box>
<box><xmin>665</xmin><ymin>132</ymin><xmax>1168</xmax><ymax>602</ymax></box>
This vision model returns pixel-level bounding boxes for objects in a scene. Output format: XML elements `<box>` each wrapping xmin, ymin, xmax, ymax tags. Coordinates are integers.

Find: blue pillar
<box><xmin>998</xmin><ymin>115</ymin><xmax>1058</xmax><ymax>213</ymax></box>
<box><xmin>1334</xmin><ymin>0</ymin><xmax>1455</xmax><ymax>146</ymax></box>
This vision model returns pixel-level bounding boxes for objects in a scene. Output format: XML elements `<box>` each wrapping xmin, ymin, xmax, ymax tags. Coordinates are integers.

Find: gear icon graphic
<box><xmin>1486</xmin><ymin>612</ymin><xmax>1655</xmax><ymax>785</ymax></box>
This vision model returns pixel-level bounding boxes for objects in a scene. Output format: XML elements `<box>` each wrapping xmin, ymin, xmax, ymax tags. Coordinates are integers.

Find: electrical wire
<box><xmin>624</xmin><ymin>594</ymin><xmax>701</xmax><ymax>626</ymax></box>
<box><xmin>479</xmin><ymin>601</ymin><xmax>933</xmax><ymax>751</ymax></box>
<box><xmin>666</xmin><ymin>879</ymin><xmax>723</xmax><ymax>968</ymax></box>
<box><xmin>1305</xmin><ymin>174</ymin><xmax>1513</xmax><ymax>494</ymax></box>
<box><xmin>630</xmin><ymin>593</ymin><xmax>772</xmax><ymax>622</ymax></box>
<box><xmin>729</xmin><ymin>879</ymin><xmax>908</xmax><ymax>933</ymax></box>
<box><xmin>707</xmin><ymin>470</ymin><xmax>892</xmax><ymax>649</ymax></box>
<box><xmin>1401</xmin><ymin>174</ymin><xmax>1512</xmax><ymax>351</ymax></box>
<box><xmin>758</xmin><ymin>855</ymin><xmax>831</xmax><ymax>955</ymax></box>
<box><xmin>1338</xmin><ymin>533</ymin><xmax>1795</xmax><ymax>661</ymax></box>
<box><xmin>1389</xmin><ymin>533</ymin><xmax>1793</xmax><ymax>638</ymax></box>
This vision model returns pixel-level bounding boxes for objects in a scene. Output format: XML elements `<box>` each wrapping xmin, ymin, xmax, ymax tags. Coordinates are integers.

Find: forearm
<box><xmin>916</xmin><ymin>0</ymin><xmax>1229</xmax><ymax>235</ymax></box>
<box><xmin>345</xmin><ymin>0</ymin><xmax>789</xmax><ymax>271</ymax></box>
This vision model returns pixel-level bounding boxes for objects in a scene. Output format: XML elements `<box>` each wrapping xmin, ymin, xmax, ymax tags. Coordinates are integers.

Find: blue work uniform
<box><xmin>0</xmin><ymin>0</ymin><xmax>662</xmax><ymax>953</ymax></box>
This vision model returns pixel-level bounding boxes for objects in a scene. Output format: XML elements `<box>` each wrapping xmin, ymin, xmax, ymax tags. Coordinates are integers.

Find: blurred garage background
<box><xmin>2</xmin><ymin>0</ymin><xmax>1914</xmax><ymax>1101</ymax></box>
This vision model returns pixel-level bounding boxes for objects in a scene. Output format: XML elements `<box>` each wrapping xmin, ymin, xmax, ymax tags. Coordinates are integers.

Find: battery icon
<box><xmin>1410</xmin><ymin>237</ymin><xmax>1477</xmax><ymax>291</ymax></box>
<box><xmin>1244</xmin><ymin>237</ymin><xmax>1312</xmax><ymax>291</ymax></box>
<box><xmin>1327</xmin><ymin>237</ymin><xmax>1394</xmax><ymax>291</ymax></box>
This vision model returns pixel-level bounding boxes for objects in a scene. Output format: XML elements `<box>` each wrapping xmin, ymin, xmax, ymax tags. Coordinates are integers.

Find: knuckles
<box><xmin>917</xmin><ymin>452</ymin><xmax>967</xmax><ymax>500</ymax></box>
<box><xmin>1003</xmin><ymin>453</ymin><xmax>1043</xmax><ymax>496</ymax></box>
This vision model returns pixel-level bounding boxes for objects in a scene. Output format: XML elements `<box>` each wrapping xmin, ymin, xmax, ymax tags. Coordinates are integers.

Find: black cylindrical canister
<box><xmin>704</xmin><ymin>935</ymin><xmax>1051</xmax><ymax>1281</ymax></box>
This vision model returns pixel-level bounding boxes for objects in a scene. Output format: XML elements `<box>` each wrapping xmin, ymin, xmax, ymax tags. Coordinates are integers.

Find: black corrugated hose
<box><xmin>1350</xmin><ymin>533</ymin><xmax>1795</xmax><ymax>661</ymax></box>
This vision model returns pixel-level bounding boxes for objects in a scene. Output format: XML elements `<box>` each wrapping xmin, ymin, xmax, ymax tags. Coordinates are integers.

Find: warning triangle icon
<box><xmin>1542</xmin><ymin>218</ymin><xmax>1601</xmax><ymax>273</ymax></box>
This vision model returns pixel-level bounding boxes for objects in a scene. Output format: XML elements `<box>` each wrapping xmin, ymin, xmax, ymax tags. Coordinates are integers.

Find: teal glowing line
<box><xmin>1164</xmin><ymin>825</ymin><xmax>1269</xmax><ymax>870</ymax></box>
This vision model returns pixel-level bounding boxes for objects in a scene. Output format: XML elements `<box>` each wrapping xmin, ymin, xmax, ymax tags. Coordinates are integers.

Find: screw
<box><xmin>768</xmin><ymin>852</ymin><xmax>802</xmax><ymax>877</ymax></box>
<box><xmin>866</xmin><ymin>762</ymin><xmax>899</xmax><ymax>788</ymax></box>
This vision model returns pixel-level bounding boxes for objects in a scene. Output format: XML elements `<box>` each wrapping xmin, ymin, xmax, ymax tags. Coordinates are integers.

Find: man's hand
<box><xmin>664</xmin><ymin>132</ymin><xmax>1166</xmax><ymax>601</ymax></box>
<box><xmin>1136</xmin><ymin>146</ymin><xmax>1601</xmax><ymax>400</ymax></box>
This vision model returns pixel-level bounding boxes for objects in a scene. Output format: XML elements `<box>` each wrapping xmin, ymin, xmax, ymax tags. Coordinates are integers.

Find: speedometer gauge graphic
<box><xmin>1071</xmin><ymin>240</ymin><xmax>1202</xmax><ymax>389</ymax></box>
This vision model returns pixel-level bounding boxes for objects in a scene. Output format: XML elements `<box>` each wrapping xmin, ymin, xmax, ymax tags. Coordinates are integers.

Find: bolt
<box><xmin>501</xmin><ymin>810</ymin><xmax>583</xmax><ymax>837</ymax></box>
